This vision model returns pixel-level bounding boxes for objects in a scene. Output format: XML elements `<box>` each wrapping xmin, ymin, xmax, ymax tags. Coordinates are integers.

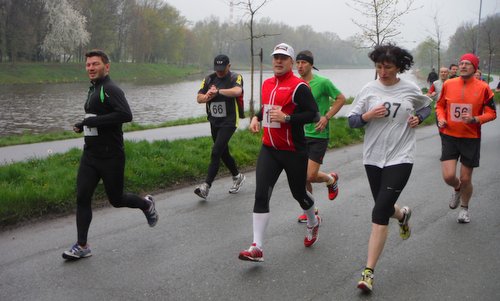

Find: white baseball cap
<box><xmin>271</xmin><ymin>43</ymin><xmax>295</xmax><ymax>59</ymax></box>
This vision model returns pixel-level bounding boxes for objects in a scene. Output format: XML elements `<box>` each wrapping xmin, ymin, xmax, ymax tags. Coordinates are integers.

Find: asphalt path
<box><xmin>0</xmin><ymin>119</ymin><xmax>247</xmax><ymax>165</ymax></box>
<box><xmin>1</xmin><ymin>118</ymin><xmax>499</xmax><ymax>300</ymax></box>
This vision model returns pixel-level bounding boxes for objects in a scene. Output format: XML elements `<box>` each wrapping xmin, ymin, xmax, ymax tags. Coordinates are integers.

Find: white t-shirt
<box><xmin>431</xmin><ymin>79</ymin><xmax>445</xmax><ymax>102</ymax></box>
<box><xmin>349</xmin><ymin>79</ymin><xmax>431</xmax><ymax>168</ymax></box>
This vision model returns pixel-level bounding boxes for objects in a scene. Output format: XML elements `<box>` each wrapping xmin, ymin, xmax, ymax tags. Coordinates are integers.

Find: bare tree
<box><xmin>430</xmin><ymin>12</ymin><xmax>443</xmax><ymax>69</ymax></box>
<box><xmin>348</xmin><ymin>0</ymin><xmax>417</xmax><ymax>47</ymax></box>
<box><xmin>348</xmin><ymin>0</ymin><xmax>417</xmax><ymax>78</ymax></box>
<box><xmin>481</xmin><ymin>19</ymin><xmax>498</xmax><ymax>83</ymax></box>
<box><xmin>230</xmin><ymin>0</ymin><xmax>273</xmax><ymax>117</ymax></box>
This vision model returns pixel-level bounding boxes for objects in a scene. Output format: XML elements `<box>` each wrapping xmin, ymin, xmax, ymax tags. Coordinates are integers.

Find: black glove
<box><xmin>73</xmin><ymin>122</ymin><xmax>83</xmax><ymax>133</ymax></box>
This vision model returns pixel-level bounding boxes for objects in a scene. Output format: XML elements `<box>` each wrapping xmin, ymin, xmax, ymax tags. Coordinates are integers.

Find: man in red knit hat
<box><xmin>436</xmin><ymin>53</ymin><xmax>496</xmax><ymax>223</ymax></box>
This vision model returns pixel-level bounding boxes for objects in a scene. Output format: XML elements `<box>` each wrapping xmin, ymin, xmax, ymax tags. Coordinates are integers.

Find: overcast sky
<box><xmin>166</xmin><ymin>0</ymin><xmax>499</xmax><ymax>49</ymax></box>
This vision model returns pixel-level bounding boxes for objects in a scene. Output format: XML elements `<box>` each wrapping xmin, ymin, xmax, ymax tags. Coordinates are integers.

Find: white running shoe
<box><xmin>449</xmin><ymin>189</ymin><xmax>461</xmax><ymax>209</ymax></box>
<box><xmin>229</xmin><ymin>173</ymin><xmax>245</xmax><ymax>194</ymax></box>
<box><xmin>194</xmin><ymin>182</ymin><xmax>210</xmax><ymax>199</ymax></box>
<box><xmin>144</xmin><ymin>195</ymin><xmax>159</xmax><ymax>227</ymax></box>
<box><xmin>457</xmin><ymin>208</ymin><xmax>470</xmax><ymax>223</ymax></box>
<box><xmin>62</xmin><ymin>243</ymin><xmax>92</xmax><ymax>260</ymax></box>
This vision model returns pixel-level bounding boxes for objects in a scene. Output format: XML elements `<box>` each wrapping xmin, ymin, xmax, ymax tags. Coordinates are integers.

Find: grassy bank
<box><xmin>0</xmin><ymin>62</ymin><xmax>200</xmax><ymax>85</ymax></box>
<box><xmin>0</xmin><ymin>117</ymin><xmax>365</xmax><ymax>227</ymax></box>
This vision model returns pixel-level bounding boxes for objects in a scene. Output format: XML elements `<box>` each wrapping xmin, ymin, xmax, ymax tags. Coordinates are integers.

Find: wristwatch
<box><xmin>284</xmin><ymin>115</ymin><xmax>291</xmax><ymax>123</ymax></box>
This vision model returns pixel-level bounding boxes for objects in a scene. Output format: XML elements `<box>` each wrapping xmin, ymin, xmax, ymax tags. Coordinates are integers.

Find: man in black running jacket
<box><xmin>61</xmin><ymin>49</ymin><xmax>159</xmax><ymax>261</ymax></box>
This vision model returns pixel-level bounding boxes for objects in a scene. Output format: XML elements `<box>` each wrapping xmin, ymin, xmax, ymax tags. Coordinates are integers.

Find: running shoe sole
<box><xmin>357</xmin><ymin>281</ymin><xmax>373</xmax><ymax>293</ymax></box>
<box><xmin>297</xmin><ymin>208</ymin><xmax>319</xmax><ymax>223</ymax></box>
<box><xmin>62</xmin><ymin>251</ymin><xmax>92</xmax><ymax>260</ymax></box>
<box><xmin>238</xmin><ymin>254</ymin><xmax>264</xmax><ymax>262</ymax></box>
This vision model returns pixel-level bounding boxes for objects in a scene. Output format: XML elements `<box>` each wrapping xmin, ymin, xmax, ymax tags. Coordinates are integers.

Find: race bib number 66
<box><xmin>209</xmin><ymin>102</ymin><xmax>227</xmax><ymax>117</ymax></box>
<box><xmin>450</xmin><ymin>103</ymin><xmax>472</xmax><ymax>122</ymax></box>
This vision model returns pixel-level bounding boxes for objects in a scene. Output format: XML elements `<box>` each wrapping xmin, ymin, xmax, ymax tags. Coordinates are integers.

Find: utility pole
<box><xmin>259</xmin><ymin>48</ymin><xmax>263</xmax><ymax>109</ymax></box>
<box><xmin>474</xmin><ymin>0</ymin><xmax>483</xmax><ymax>55</ymax></box>
<box><xmin>229</xmin><ymin>0</ymin><xmax>234</xmax><ymax>25</ymax></box>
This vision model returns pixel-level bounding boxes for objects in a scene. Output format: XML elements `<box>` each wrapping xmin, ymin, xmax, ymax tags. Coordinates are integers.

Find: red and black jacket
<box><xmin>256</xmin><ymin>70</ymin><xmax>319</xmax><ymax>152</ymax></box>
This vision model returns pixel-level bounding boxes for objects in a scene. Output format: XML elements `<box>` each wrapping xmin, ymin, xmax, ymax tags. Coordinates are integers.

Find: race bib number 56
<box><xmin>450</xmin><ymin>103</ymin><xmax>472</xmax><ymax>122</ymax></box>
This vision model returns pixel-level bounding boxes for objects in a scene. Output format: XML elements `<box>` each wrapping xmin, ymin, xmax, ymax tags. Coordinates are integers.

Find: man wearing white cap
<box><xmin>238</xmin><ymin>43</ymin><xmax>320</xmax><ymax>262</ymax></box>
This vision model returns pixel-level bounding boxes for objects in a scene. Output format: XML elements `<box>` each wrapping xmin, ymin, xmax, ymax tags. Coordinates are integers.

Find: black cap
<box><xmin>214</xmin><ymin>54</ymin><xmax>230</xmax><ymax>71</ymax></box>
<box><xmin>296</xmin><ymin>51</ymin><xmax>319</xmax><ymax>71</ymax></box>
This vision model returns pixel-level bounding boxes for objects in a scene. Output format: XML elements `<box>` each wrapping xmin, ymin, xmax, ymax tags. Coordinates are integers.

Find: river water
<box><xmin>0</xmin><ymin>69</ymin><xmax>430</xmax><ymax>136</ymax></box>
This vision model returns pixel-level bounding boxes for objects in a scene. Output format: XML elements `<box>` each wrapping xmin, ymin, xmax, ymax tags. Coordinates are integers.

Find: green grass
<box><xmin>0</xmin><ymin>118</ymin><xmax>363</xmax><ymax>226</ymax></box>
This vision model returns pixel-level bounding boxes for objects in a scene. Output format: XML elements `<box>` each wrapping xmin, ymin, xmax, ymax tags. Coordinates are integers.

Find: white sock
<box><xmin>326</xmin><ymin>174</ymin><xmax>334</xmax><ymax>185</ymax></box>
<box><xmin>253</xmin><ymin>212</ymin><xmax>270</xmax><ymax>249</ymax></box>
<box><xmin>305</xmin><ymin>207</ymin><xmax>318</xmax><ymax>227</ymax></box>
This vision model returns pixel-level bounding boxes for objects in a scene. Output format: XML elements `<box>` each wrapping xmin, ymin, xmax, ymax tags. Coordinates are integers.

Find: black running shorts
<box><xmin>306</xmin><ymin>137</ymin><xmax>329</xmax><ymax>164</ymax></box>
<box><xmin>440</xmin><ymin>133</ymin><xmax>481</xmax><ymax>168</ymax></box>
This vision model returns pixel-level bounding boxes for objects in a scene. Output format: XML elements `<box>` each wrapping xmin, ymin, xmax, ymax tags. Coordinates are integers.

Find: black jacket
<box><xmin>81</xmin><ymin>75</ymin><xmax>132</xmax><ymax>156</ymax></box>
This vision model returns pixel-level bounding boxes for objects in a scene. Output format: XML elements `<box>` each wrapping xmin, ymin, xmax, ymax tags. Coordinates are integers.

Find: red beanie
<box><xmin>460</xmin><ymin>53</ymin><xmax>479</xmax><ymax>71</ymax></box>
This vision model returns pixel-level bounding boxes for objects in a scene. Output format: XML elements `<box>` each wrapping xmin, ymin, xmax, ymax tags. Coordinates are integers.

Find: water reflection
<box><xmin>0</xmin><ymin>69</ymin><xmax>427</xmax><ymax>136</ymax></box>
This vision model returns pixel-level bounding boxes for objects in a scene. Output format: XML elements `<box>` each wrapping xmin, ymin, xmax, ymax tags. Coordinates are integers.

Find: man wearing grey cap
<box><xmin>238</xmin><ymin>43</ymin><xmax>320</xmax><ymax>262</ymax></box>
<box><xmin>194</xmin><ymin>54</ymin><xmax>246</xmax><ymax>200</ymax></box>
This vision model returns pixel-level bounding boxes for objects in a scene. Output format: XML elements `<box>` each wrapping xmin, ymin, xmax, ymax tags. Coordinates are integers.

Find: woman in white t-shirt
<box><xmin>348</xmin><ymin>44</ymin><xmax>432</xmax><ymax>293</ymax></box>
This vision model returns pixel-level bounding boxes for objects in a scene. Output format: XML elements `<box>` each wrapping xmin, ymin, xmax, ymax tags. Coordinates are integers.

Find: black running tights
<box><xmin>253</xmin><ymin>145</ymin><xmax>315</xmax><ymax>213</ymax></box>
<box><xmin>76</xmin><ymin>151</ymin><xmax>148</xmax><ymax>245</ymax></box>
<box><xmin>365</xmin><ymin>163</ymin><xmax>413</xmax><ymax>225</ymax></box>
<box><xmin>205</xmin><ymin>125</ymin><xmax>239</xmax><ymax>185</ymax></box>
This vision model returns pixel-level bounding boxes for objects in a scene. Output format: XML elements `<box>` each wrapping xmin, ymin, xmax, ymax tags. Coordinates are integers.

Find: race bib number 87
<box><xmin>450</xmin><ymin>103</ymin><xmax>472</xmax><ymax>122</ymax></box>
